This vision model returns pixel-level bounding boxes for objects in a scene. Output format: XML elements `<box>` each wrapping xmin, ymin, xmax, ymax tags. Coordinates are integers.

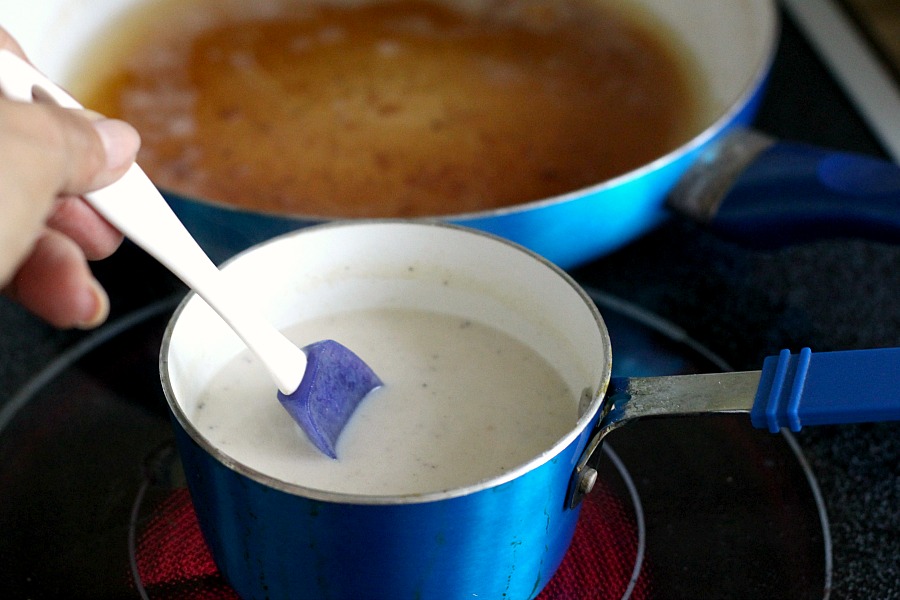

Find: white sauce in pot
<box><xmin>191</xmin><ymin>307</ymin><xmax>578</xmax><ymax>496</ymax></box>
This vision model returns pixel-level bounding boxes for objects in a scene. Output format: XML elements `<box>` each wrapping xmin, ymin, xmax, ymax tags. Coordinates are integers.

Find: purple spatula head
<box><xmin>277</xmin><ymin>339</ymin><xmax>383</xmax><ymax>458</ymax></box>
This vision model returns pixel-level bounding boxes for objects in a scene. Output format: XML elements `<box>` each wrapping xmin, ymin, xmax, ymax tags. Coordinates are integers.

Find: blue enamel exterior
<box><xmin>164</xmin><ymin>75</ymin><xmax>768</xmax><ymax>270</ymax></box>
<box><xmin>171</xmin><ymin>409</ymin><xmax>598</xmax><ymax>600</ymax></box>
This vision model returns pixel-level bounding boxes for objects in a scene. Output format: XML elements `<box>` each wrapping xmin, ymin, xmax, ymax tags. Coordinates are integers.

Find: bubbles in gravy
<box><xmin>76</xmin><ymin>0</ymin><xmax>704</xmax><ymax>217</ymax></box>
<box><xmin>191</xmin><ymin>307</ymin><xmax>578</xmax><ymax>496</ymax></box>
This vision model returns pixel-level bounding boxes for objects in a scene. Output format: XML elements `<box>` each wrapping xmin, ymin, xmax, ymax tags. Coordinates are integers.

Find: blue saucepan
<box><xmin>161</xmin><ymin>222</ymin><xmax>900</xmax><ymax>600</ymax></box>
<box><xmin>159</xmin><ymin>0</ymin><xmax>778</xmax><ymax>268</ymax></box>
<box><xmin>157</xmin><ymin>0</ymin><xmax>898</xmax><ymax>267</ymax></box>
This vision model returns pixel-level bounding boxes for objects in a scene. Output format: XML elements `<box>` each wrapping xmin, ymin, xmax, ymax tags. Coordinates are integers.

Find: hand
<box><xmin>0</xmin><ymin>29</ymin><xmax>140</xmax><ymax>329</ymax></box>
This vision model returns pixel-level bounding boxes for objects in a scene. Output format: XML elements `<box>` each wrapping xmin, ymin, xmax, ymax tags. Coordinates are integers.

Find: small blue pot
<box><xmin>161</xmin><ymin>222</ymin><xmax>613</xmax><ymax>600</ymax></box>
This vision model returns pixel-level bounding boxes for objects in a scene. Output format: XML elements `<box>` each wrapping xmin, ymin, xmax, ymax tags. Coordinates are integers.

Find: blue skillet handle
<box><xmin>750</xmin><ymin>347</ymin><xmax>900</xmax><ymax>433</ymax></box>
<box><xmin>711</xmin><ymin>142</ymin><xmax>900</xmax><ymax>248</ymax></box>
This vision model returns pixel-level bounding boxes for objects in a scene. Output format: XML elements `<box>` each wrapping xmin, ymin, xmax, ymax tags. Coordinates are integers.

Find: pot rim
<box><xmin>159</xmin><ymin>220</ymin><xmax>613</xmax><ymax>506</ymax></box>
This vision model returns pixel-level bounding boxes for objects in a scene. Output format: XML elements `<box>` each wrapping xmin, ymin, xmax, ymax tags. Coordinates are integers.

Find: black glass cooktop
<box><xmin>0</xmin><ymin>291</ymin><xmax>829</xmax><ymax>599</ymax></box>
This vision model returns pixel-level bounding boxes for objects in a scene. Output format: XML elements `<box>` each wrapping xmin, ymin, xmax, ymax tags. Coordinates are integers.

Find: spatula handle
<box><xmin>751</xmin><ymin>347</ymin><xmax>900</xmax><ymax>432</ymax></box>
<box><xmin>87</xmin><ymin>167</ymin><xmax>308</xmax><ymax>395</ymax></box>
<box><xmin>0</xmin><ymin>49</ymin><xmax>306</xmax><ymax>393</ymax></box>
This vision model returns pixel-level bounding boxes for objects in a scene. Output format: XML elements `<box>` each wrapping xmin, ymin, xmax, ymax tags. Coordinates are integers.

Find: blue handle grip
<box><xmin>711</xmin><ymin>142</ymin><xmax>900</xmax><ymax>248</ymax></box>
<box><xmin>750</xmin><ymin>347</ymin><xmax>900</xmax><ymax>433</ymax></box>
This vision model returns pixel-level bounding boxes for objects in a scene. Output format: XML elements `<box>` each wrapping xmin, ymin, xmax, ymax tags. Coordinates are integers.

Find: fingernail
<box><xmin>92</xmin><ymin>118</ymin><xmax>141</xmax><ymax>171</ymax></box>
<box><xmin>74</xmin><ymin>278</ymin><xmax>110</xmax><ymax>330</ymax></box>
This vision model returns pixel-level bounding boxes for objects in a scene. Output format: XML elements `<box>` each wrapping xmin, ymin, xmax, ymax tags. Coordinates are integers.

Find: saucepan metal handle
<box><xmin>568</xmin><ymin>347</ymin><xmax>900</xmax><ymax>509</ymax></box>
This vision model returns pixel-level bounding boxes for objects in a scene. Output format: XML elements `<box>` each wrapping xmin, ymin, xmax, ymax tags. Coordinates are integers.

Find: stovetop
<box><xmin>0</xmin><ymin>4</ymin><xmax>897</xmax><ymax>599</ymax></box>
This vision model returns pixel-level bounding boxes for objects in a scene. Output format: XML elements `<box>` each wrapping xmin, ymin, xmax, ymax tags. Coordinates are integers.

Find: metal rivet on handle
<box><xmin>578</xmin><ymin>467</ymin><xmax>598</xmax><ymax>497</ymax></box>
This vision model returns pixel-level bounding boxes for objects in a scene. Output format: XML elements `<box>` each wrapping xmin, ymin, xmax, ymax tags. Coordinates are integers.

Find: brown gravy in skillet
<box><xmin>74</xmin><ymin>0</ymin><xmax>704</xmax><ymax>217</ymax></box>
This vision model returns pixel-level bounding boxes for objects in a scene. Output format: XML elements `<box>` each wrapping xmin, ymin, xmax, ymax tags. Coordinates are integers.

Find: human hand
<box><xmin>0</xmin><ymin>29</ymin><xmax>140</xmax><ymax>329</ymax></box>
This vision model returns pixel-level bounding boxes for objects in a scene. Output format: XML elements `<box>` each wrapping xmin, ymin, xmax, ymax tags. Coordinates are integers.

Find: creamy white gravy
<box><xmin>191</xmin><ymin>307</ymin><xmax>578</xmax><ymax>496</ymax></box>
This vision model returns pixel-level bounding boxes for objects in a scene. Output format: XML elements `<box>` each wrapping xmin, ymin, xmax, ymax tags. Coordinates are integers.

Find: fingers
<box><xmin>43</xmin><ymin>113</ymin><xmax>138</xmax><ymax>261</ymax></box>
<box><xmin>46</xmin><ymin>195</ymin><xmax>123</xmax><ymax>260</ymax></box>
<box><xmin>43</xmin><ymin>114</ymin><xmax>139</xmax><ymax>263</ymax></box>
<box><xmin>28</xmin><ymin>104</ymin><xmax>140</xmax><ymax>195</ymax></box>
<box><xmin>0</xmin><ymin>103</ymin><xmax>135</xmax><ymax>281</ymax></box>
<box><xmin>75</xmin><ymin>116</ymin><xmax>142</xmax><ymax>192</ymax></box>
<box><xmin>0</xmin><ymin>27</ymin><xmax>141</xmax><ymax>329</ymax></box>
<box><xmin>0</xmin><ymin>101</ymin><xmax>140</xmax><ymax>198</ymax></box>
<box><xmin>38</xmin><ymin>116</ymin><xmax>139</xmax><ymax>263</ymax></box>
<box><xmin>4</xmin><ymin>229</ymin><xmax>110</xmax><ymax>329</ymax></box>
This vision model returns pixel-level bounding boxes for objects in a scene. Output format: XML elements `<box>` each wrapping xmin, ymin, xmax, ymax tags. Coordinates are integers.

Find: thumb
<box><xmin>63</xmin><ymin>113</ymin><xmax>141</xmax><ymax>194</ymax></box>
<box><xmin>1</xmin><ymin>101</ymin><xmax>141</xmax><ymax>198</ymax></box>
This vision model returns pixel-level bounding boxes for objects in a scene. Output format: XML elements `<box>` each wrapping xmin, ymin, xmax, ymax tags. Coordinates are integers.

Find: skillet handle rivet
<box><xmin>578</xmin><ymin>467</ymin><xmax>598</xmax><ymax>496</ymax></box>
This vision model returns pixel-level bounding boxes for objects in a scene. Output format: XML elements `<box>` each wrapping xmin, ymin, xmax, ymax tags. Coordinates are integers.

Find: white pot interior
<box><xmin>162</xmin><ymin>222</ymin><xmax>610</xmax><ymax>498</ymax></box>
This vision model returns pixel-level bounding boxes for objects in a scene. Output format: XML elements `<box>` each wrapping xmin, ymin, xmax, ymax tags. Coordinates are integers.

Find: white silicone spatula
<box><xmin>0</xmin><ymin>49</ymin><xmax>381</xmax><ymax>458</ymax></box>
